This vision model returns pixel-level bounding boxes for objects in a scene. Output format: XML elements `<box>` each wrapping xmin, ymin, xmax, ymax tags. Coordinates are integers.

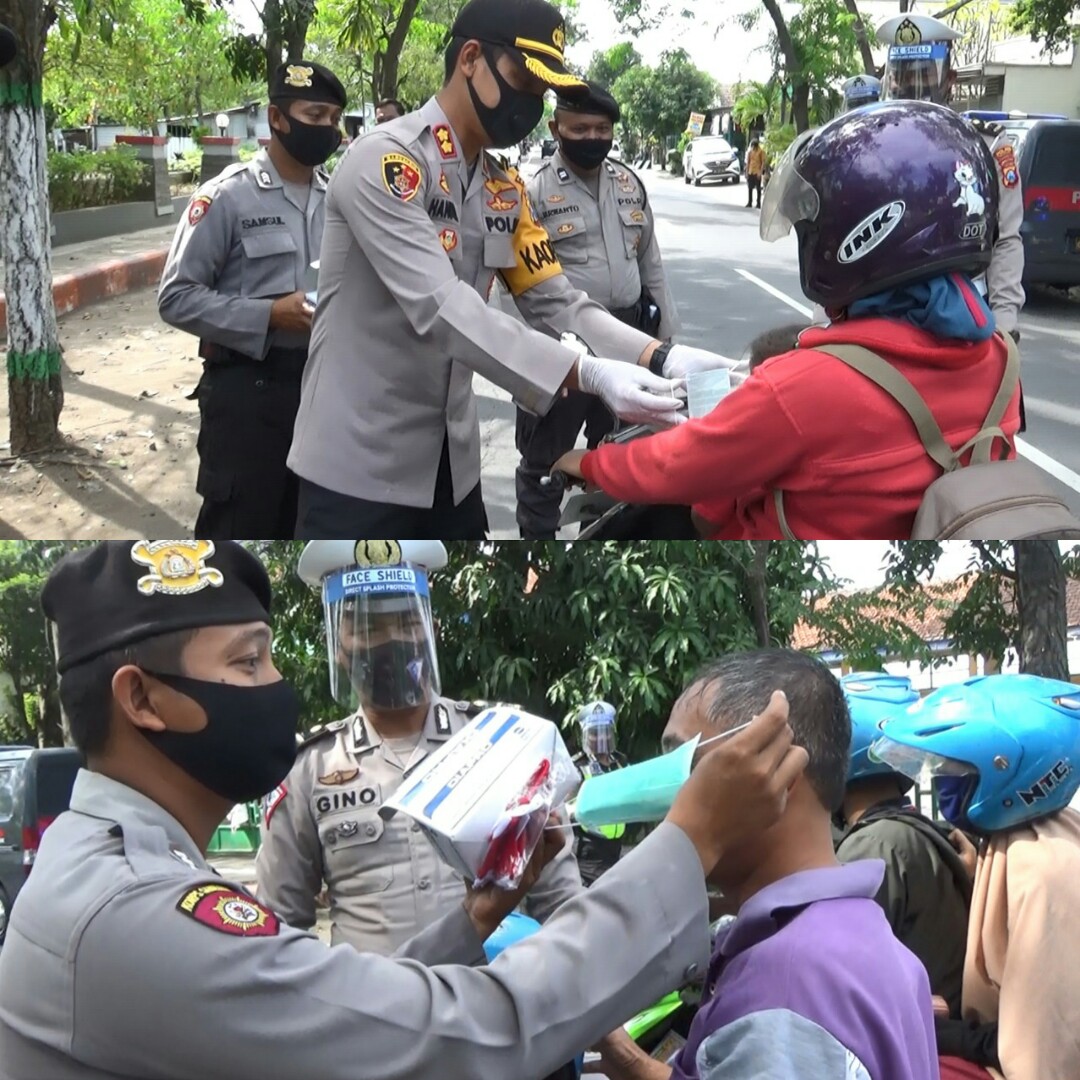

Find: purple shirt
<box><xmin>672</xmin><ymin>861</ymin><xmax>938</xmax><ymax>1080</ymax></box>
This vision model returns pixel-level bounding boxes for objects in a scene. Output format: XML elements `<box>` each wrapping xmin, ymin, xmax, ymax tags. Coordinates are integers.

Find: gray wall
<box><xmin>52</xmin><ymin>196</ymin><xmax>189</xmax><ymax>248</ymax></box>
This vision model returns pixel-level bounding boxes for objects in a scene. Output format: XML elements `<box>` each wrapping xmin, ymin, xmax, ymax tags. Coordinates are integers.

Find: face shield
<box><xmin>759</xmin><ymin>129</ymin><xmax>819</xmax><ymax>243</ymax></box>
<box><xmin>322</xmin><ymin>565</ymin><xmax>441</xmax><ymax>712</ymax></box>
<box><xmin>868</xmin><ymin>734</ymin><xmax>975</xmax><ymax>788</ymax></box>
<box><xmin>581</xmin><ymin>704</ymin><xmax>616</xmax><ymax>759</ymax></box>
<box><xmin>883</xmin><ymin>43</ymin><xmax>952</xmax><ymax>104</ymax></box>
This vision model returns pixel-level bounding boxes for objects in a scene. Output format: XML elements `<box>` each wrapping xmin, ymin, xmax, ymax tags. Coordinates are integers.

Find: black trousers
<box><xmin>295</xmin><ymin>435</ymin><xmax>489</xmax><ymax>539</ymax></box>
<box><xmin>747</xmin><ymin>175</ymin><xmax>762</xmax><ymax>206</ymax></box>
<box><xmin>193</xmin><ymin>347</ymin><xmax>305</xmax><ymax>539</ymax></box>
<box><xmin>515</xmin><ymin>390</ymin><xmax>616</xmax><ymax>539</ymax></box>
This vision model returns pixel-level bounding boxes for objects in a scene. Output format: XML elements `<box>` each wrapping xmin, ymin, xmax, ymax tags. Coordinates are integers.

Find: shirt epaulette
<box><xmin>297</xmin><ymin>719</ymin><xmax>346</xmax><ymax>751</ymax></box>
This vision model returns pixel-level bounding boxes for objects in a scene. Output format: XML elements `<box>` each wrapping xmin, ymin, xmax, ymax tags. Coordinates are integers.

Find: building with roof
<box><xmin>793</xmin><ymin>577</ymin><xmax>1080</xmax><ymax>688</ymax></box>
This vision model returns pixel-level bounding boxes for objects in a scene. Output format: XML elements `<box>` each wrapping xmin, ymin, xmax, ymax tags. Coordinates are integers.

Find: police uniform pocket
<box><xmin>548</xmin><ymin>215</ymin><xmax>589</xmax><ymax>264</ymax></box>
<box><xmin>240</xmin><ymin>230</ymin><xmax>298</xmax><ymax>298</ymax></box>
<box><xmin>319</xmin><ymin>811</ymin><xmax>393</xmax><ymax>895</ymax></box>
<box><xmin>483</xmin><ymin>233</ymin><xmax>518</xmax><ymax>269</ymax></box>
<box><xmin>618</xmin><ymin>207</ymin><xmax>646</xmax><ymax>259</ymax></box>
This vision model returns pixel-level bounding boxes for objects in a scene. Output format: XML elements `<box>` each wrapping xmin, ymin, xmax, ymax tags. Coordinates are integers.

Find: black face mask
<box><xmin>273</xmin><ymin>115</ymin><xmax>342</xmax><ymax>167</ymax></box>
<box><xmin>559</xmin><ymin>135</ymin><xmax>613</xmax><ymax>171</ymax></box>
<box><xmin>467</xmin><ymin>45</ymin><xmax>545</xmax><ymax>150</ymax></box>
<box><xmin>355</xmin><ymin>639</ymin><xmax>429</xmax><ymax>711</ymax></box>
<box><xmin>139</xmin><ymin>672</ymin><xmax>299</xmax><ymax>803</ymax></box>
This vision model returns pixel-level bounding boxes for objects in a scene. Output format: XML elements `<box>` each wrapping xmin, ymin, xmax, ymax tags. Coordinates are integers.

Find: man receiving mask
<box><xmin>517</xmin><ymin>81</ymin><xmax>681</xmax><ymax>539</ymax></box>
<box><xmin>256</xmin><ymin>540</ymin><xmax>584</xmax><ymax>954</ymax></box>
<box><xmin>288</xmin><ymin>0</ymin><xmax>736</xmax><ymax>540</ymax></box>
<box><xmin>158</xmin><ymin>60</ymin><xmax>346</xmax><ymax>540</ymax></box>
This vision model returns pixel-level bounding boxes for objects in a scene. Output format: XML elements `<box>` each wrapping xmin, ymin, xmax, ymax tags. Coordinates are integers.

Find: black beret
<box><xmin>556</xmin><ymin>81</ymin><xmax>620</xmax><ymax>123</ymax></box>
<box><xmin>270</xmin><ymin>61</ymin><xmax>347</xmax><ymax>109</ymax></box>
<box><xmin>451</xmin><ymin>0</ymin><xmax>586</xmax><ymax>94</ymax></box>
<box><xmin>42</xmin><ymin>541</ymin><xmax>272</xmax><ymax>674</ymax></box>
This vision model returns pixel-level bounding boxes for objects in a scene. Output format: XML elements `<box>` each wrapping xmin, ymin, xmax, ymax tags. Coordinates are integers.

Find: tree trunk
<box><xmin>1014</xmin><ymin>540</ymin><xmax>1070</xmax><ymax>681</ymax></box>
<box><xmin>760</xmin><ymin>0</ymin><xmax>810</xmax><ymax>131</ymax></box>
<box><xmin>900</xmin><ymin>0</ymin><xmax>911</xmax><ymax>11</ymax></box>
<box><xmin>378</xmin><ymin>0</ymin><xmax>422</xmax><ymax>100</ymax></box>
<box><xmin>1</xmin><ymin>2</ymin><xmax>64</xmax><ymax>455</ymax></box>
<box><xmin>36</xmin><ymin>685</ymin><xmax>63</xmax><ymax>747</ymax></box>
<box><xmin>263</xmin><ymin>0</ymin><xmax>283</xmax><ymax>86</ymax></box>
<box><xmin>843</xmin><ymin>0</ymin><xmax>878</xmax><ymax>75</ymax></box>
<box><xmin>745</xmin><ymin>542</ymin><xmax>772</xmax><ymax>648</ymax></box>
<box><xmin>791</xmin><ymin>81</ymin><xmax>810</xmax><ymax>133</ymax></box>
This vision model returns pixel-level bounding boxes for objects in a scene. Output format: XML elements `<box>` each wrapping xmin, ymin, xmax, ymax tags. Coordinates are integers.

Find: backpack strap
<box><xmin>772</xmin><ymin>333</ymin><xmax>1020</xmax><ymax>539</ymax></box>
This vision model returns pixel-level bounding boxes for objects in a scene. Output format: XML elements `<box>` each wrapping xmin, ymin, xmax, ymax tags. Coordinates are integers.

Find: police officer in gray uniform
<box><xmin>841</xmin><ymin>74</ymin><xmax>881</xmax><ymax>111</ymax></box>
<box><xmin>158</xmin><ymin>61</ymin><xmax>346</xmax><ymax>539</ymax></box>
<box><xmin>287</xmin><ymin>0</ymin><xmax>737</xmax><ymax>541</ymax></box>
<box><xmin>877</xmin><ymin>14</ymin><xmax>1025</xmax><ymax>342</ymax></box>
<box><xmin>256</xmin><ymin>540</ymin><xmax>583</xmax><ymax>953</ymax></box>
<box><xmin>515</xmin><ymin>82</ymin><xmax>680</xmax><ymax>539</ymax></box>
<box><xmin>0</xmin><ymin>538</ymin><xmax>808</xmax><ymax>1080</ymax></box>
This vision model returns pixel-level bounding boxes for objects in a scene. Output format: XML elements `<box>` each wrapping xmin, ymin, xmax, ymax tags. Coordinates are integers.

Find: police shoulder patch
<box><xmin>263</xmin><ymin>783</ymin><xmax>287</xmax><ymax>828</ymax></box>
<box><xmin>177</xmin><ymin>883</ymin><xmax>280</xmax><ymax>937</ymax></box>
<box><xmin>188</xmin><ymin>194</ymin><xmax>213</xmax><ymax>226</ymax></box>
<box><xmin>993</xmin><ymin>144</ymin><xmax>1019</xmax><ymax>188</ymax></box>
<box><xmin>381</xmin><ymin>152</ymin><xmax>423</xmax><ymax>202</ymax></box>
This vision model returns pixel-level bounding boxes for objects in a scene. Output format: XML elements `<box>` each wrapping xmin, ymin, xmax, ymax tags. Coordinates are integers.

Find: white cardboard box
<box><xmin>380</xmin><ymin>706</ymin><xmax>580</xmax><ymax>882</ymax></box>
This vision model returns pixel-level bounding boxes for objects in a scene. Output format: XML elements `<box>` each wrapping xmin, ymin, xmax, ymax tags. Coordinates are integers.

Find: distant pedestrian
<box><xmin>375</xmin><ymin>98</ymin><xmax>406</xmax><ymax>124</ymax></box>
<box><xmin>746</xmin><ymin>137</ymin><xmax>765</xmax><ymax>208</ymax></box>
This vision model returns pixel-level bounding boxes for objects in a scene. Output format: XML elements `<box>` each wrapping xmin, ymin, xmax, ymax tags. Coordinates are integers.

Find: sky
<box><xmin>817</xmin><ymin>541</ymin><xmax>1080</xmax><ymax>590</ymax></box>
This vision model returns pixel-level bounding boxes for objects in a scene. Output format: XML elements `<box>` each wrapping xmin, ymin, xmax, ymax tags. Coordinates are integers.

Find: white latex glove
<box><xmin>577</xmin><ymin>355</ymin><xmax>686</xmax><ymax>428</ymax></box>
<box><xmin>662</xmin><ymin>344</ymin><xmax>739</xmax><ymax>379</ymax></box>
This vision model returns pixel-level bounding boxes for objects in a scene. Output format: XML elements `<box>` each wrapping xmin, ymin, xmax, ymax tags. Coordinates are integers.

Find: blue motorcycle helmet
<box><xmin>841</xmin><ymin>672</ymin><xmax>921</xmax><ymax>787</ymax></box>
<box><xmin>869</xmin><ymin>673</ymin><xmax>1080</xmax><ymax>833</ymax></box>
<box><xmin>484</xmin><ymin>913</ymin><xmax>584</xmax><ymax>1079</ymax></box>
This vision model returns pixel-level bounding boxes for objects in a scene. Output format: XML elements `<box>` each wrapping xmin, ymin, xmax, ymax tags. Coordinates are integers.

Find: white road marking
<box><xmin>1015</xmin><ymin>438</ymin><xmax>1080</xmax><ymax>494</ymax></box>
<box><xmin>735</xmin><ymin>268</ymin><xmax>1080</xmax><ymax>496</ymax></box>
<box><xmin>735</xmin><ymin>268</ymin><xmax>813</xmax><ymax>318</ymax></box>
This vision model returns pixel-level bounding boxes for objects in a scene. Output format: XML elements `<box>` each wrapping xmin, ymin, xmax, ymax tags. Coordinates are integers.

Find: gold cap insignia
<box><xmin>353</xmin><ymin>541</ymin><xmax>402</xmax><ymax>567</ymax></box>
<box><xmin>130</xmin><ymin>541</ymin><xmax>224</xmax><ymax>596</ymax></box>
<box><xmin>895</xmin><ymin>18</ymin><xmax>921</xmax><ymax>45</ymax></box>
<box><xmin>552</xmin><ymin>25</ymin><xmax>565</xmax><ymax>52</ymax></box>
<box><xmin>284</xmin><ymin>65</ymin><xmax>314</xmax><ymax>88</ymax></box>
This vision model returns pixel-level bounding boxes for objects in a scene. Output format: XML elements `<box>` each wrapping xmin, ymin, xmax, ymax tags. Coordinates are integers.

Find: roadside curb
<box><xmin>0</xmin><ymin>249</ymin><xmax>168</xmax><ymax>331</ymax></box>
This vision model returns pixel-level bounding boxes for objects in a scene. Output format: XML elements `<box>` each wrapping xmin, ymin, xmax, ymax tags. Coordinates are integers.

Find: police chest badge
<box><xmin>177</xmin><ymin>883</ymin><xmax>280</xmax><ymax>938</ymax></box>
<box><xmin>994</xmin><ymin>145</ymin><xmax>1019</xmax><ymax>188</ymax></box>
<box><xmin>557</xmin><ymin>222</ymin><xmax>574</xmax><ymax>234</ymax></box>
<box><xmin>382</xmin><ymin>153</ymin><xmax>423</xmax><ymax>202</ymax></box>
<box><xmin>130</xmin><ymin>540</ymin><xmax>224</xmax><ymax>596</ymax></box>
<box><xmin>439</xmin><ymin>171</ymin><xmax>452</xmax><ymax>196</ymax></box>
<box><xmin>630</xmin><ymin>209</ymin><xmax>645</xmax><ymax>223</ymax></box>
<box><xmin>547</xmin><ymin>194</ymin><xmax>565</xmax><ymax>204</ymax></box>
<box><xmin>187</xmin><ymin>194</ymin><xmax>212</xmax><ymax>226</ymax></box>
<box><xmin>487</xmin><ymin>194</ymin><xmax>517</xmax><ymax>212</ymax></box>
<box><xmin>317</xmin><ymin>768</ymin><xmax>359</xmax><ymax>786</ymax></box>
<box><xmin>439</xmin><ymin>228</ymin><xmax>458</xmax><ymax>253</ymax></box>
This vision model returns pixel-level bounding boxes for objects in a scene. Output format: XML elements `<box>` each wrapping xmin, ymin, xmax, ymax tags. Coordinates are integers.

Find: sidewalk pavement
<box><xmin>0</xmin><ymin>224</ymin><xmax>176</xmax><ymax>334</ymax></box>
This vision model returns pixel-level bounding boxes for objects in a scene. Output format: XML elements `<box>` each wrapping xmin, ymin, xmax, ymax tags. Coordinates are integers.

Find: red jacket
<box><xmin>580</xmin><ymin>319</ymin><xmax>1021</xmax><ymax>539</ymax></box>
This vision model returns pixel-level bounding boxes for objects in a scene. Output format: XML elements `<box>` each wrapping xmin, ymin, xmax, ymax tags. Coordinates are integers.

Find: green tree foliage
<box><xmin>44</xmin><ymin>0</ymin><xmax>248</xmax><ymax>130</ymax></box>
<box><xmin>1010</xmin><ymin>0</ymin><xmax>1079</xmax><ymax>55</ymax></box>
<box><xmin>612</xmin><ymin>49</ymin><xmax>715</xmax><ymax>147</ymax></box>
<box><xmin>586</xmin><ymin>42</ymin><xmax>643</xmax><ymax>90</ymax></box>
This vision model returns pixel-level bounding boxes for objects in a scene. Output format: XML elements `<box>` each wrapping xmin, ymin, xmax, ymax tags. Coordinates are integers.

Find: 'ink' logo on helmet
<box><xmin>838</xmin><ymin>201</ymin><xmax>906</xmax><ymax>264</ymax></box>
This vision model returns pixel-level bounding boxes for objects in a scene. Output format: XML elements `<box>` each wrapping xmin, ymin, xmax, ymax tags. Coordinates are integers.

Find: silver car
<box><xmin>684</xmin><ymin>135</ymin><xmax>741</xmax><ymax>187</ymax></box>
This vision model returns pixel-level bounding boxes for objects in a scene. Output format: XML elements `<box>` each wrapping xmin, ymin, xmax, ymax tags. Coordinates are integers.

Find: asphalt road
<box><xmin>640</xmin><ymin>168</ymin><xmax>1080</xmax><ymax>516</ymax></box>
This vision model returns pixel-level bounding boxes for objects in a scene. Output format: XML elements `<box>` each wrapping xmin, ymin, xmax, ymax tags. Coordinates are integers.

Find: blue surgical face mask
<box><xmin>571</xmin><ymin>722</ymin><xmax>752</xmax><ymax>827</ymax></box>
<box><xmin>934</xmin><ymin>774</ymin><xmax>978</xmax><ymax>832</ymax></box>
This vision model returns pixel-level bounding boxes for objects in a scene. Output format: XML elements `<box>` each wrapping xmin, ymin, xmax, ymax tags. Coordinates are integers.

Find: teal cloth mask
<box><xmin>571</xmin><ymin>722</ymin><xmax>750</xmax><ymax>827</ymax></box>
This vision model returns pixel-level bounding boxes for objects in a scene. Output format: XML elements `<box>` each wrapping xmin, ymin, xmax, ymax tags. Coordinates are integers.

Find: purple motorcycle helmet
<box><xmin>760</xmin><ymin>100</ymin><xmax>997</xmax><ymax>310</ymax></box>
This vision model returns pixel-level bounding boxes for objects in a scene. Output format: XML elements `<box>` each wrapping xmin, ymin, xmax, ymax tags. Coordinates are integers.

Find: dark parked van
<box><xmin>0</xmin><ymin>745</ymin><xmax>81</xmax><ymax>943</ymax></box>
<box><xmin>967</xmin><ymin>112</ymin><xmax>1080</xmax><ymax>288</ymax></box>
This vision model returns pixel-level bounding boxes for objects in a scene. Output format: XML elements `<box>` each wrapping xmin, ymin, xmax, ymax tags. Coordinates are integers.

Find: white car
<box><xmin>610</xmin><ymin>140</ymin><xmax>622</xmax><ymax>159</ymax></box>
<box><xmin>684</xmin><ymin>135</ymin><xmax>741</xmax><ymax>187</ymax></box>
<box><xmin>517</xmin><ymin>146</ymin><xmax>546</xmax><ymax>182</ymax></box>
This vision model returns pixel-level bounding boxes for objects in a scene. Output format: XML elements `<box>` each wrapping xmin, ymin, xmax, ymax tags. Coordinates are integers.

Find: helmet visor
<box><xmin>760</xmin><ymin>129</ymin><xmax>819</xmax><ymax>242</ymax></box>
<box><xmin>583</xmin><ymin>721</ymin><xmax>616</xmax><ymax>758</ymax></box>
<box><xmin>868</xmin><ymin>734</ymin><xmax>975</xmax><ymax>788</ymax></box>
<box><xmin>883</xmin><ymin>43</ymin><xmax>952</xmax><ymax>104</ymax></box>
<box><xmin>323</xmin><ymin>566</ymin><xmax>441</xmax><ymax>711</ymax></box>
